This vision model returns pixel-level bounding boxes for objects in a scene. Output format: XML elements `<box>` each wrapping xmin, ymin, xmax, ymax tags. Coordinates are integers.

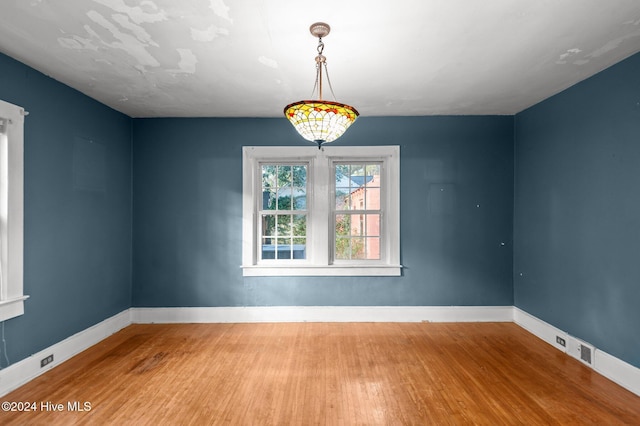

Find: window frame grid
<box><xmin>331</xmin><ymin>161</ymin><xmax>385</xmax><ymax>264</ymax></box>
<box><xmin>257</xmin><ymin>161</ymin><xmax>310</xmax><ymax>263</ymax></box>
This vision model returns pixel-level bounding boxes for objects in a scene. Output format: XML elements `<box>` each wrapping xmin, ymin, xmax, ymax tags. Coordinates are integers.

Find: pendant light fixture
<box><xmin>284</xmin><ymin>22</ymin><xmax>359</xmax><ymax>148</ymax></box>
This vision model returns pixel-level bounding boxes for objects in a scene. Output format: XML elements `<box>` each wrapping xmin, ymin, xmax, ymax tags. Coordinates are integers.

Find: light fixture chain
<box><xmin>310</xmin><ymin>37</ymin><xmax>325</xmax><ymax>99</ymax></box>
<box><xmin>323</xmin><ymin>61</ymin><xmax>338</xmax><ymax>101</ymax></box>
<box><xmin>311</xmin><ymin>62</ymin><xmax>320</xmax><ymax>98</ymax></box>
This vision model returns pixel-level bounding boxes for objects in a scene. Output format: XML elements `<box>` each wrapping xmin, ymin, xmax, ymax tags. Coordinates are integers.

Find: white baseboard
<box><xmin>0</xmin><ymin>309</ymin><xmax>131</xmax><ymax>397</ymax></box>
<box><xmin>514</xmin><ymin>307</ymin><xmax>640</xmax><ymax>396</ymax></box>
<box><xmin>594</xmin><ymin>349</ymin><xmax>640</xmax><ymax>397</ymax></box>
<box><xmin>513</xmin><ymin>307</ymin><xmax>569</xmax><ymax>352</ymax></box>
<box><xmin>130</xmin><ymin>305</ymin><xmax>514</xmax><ymax>324</ymax></box>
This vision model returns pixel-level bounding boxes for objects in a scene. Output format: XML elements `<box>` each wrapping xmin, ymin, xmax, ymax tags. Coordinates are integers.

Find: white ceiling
<box><xmin>1</xmin><ymin>1</ymin><xmax>640</xmax><ymax>118</ymax></box>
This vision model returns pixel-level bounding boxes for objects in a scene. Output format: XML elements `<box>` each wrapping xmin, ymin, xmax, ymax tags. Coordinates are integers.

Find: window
<box><xmin>0</xmin><ymin>99</ymin><xmax>27</xmax><ymax>321</ymax></box>
<box><xmin>260</xmin><ymin>163</ymin><xmax>308</xmax><ymax>261</ymax></box>
<box><xmin>334</xmin><ymin>162</ymin><xmax>382</xmax><ymax>261</ymax></box>
<box><xmin>242</xmin><ymin>146</ymin><xmax>400</xmax><ymax>276</ymax></box>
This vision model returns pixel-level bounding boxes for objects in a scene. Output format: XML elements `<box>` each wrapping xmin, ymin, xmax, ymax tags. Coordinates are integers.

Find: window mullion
<box><xmin>386</xmin><ymin>149</ymin><xmax>400</xmax><ymax>265</ymax></box>
<box><xmin>310</xmin><ymin>154</ymin><xmax>329</xmax><ymax>265</ymax></box>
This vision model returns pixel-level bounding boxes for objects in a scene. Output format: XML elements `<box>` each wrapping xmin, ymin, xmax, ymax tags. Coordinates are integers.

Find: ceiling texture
<box><xmin>1</xmin><ymin>0</ymin><xmax>640</xmax><ymax>118</ymax></box>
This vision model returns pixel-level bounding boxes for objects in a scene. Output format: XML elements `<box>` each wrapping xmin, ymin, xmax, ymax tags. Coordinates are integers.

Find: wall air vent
<box><xmin>580</xmin><ymin>344</ymin><xmax>592</xmax><ymax>365</ymax></box>
<box><xmin>567</xmin><ymin>336</ymin><xmax>595</xmax><ymax>367</ymax></box>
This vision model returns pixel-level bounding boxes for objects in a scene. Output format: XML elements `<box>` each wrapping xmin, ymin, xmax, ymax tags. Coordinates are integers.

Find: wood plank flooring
<box><xmin>2</xmin><ymin>322</ymin><xmax>639</xmax><ymax>425</ymax></box>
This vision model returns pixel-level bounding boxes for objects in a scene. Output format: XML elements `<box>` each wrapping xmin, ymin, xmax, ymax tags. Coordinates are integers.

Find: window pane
<box><xmin>277</xmin><ymin>189</ymin><xmax>292</xmax><ymax>211</ymax></box>
<box><xmin>364</xmin><ymin>187</ymin><xmax>380</xmax><ymax>210</ymax></box>
<box><xmin>277</xmin><ymin>214</ymin><xmax>292</xmax><ymax>236</ymax></box>
<box><xmin>293</xmin><ymin>214</ymin><xmax>307</xmax><ymax>237</ymax></box>
<box><xmin>292</xmin><ymin>165</ymin><xmax>306</xmax><ymax>209</ymax></box>
<box><xmin>262</xmin><ymin>165</ymin><xmax>277</xmax><ymax>210</ymax></box>
<box><xmin>277</xmin><ymin>165</ymin><xmax>292</xmax><ymax>188</ymax></box>
<box><xmin>262</xmin><ymin>165</ymin><xmax>276</xmax><ymax>190</ymax></box>
<box><xmin>366</xmin><ymin>214</ymin><xmax>380</xmax><ymax>237</ymax></box>
<box><xmin>261</xmin><ymin>238</ymin><xmax>275</xmax><ymax>259</ymax></box>
<box><xmin>365</xmin><ymin>237</ymin><xmax>381</xmax><ymax>260</ymax></box>
<box><xmin>335</xmin><ymin>214</ymin><xmax>351</xmax><ymax>259</ymax></box>
<box><xmin>336</xmin><ymin>187</ymin><xmax>351</xmax><ymax>210</ymax></box>
<box><xmin>335</xmin><ymin>213</ymin><xmax>351</xmax><ymax>235</ymax></box>
<box><xmin>276</xmin><ymin>238</ymin><xmax>291</xmax><ymax>259</ymax></box>
<box><xmin>292</xmin><ymin>237</ymin><xmax>306</xmax><ymax>259</ymax></box>
<box><xmin>293</xmin><ymin>193</ymin><xmax>306</xmax><ymax>209</ymax></box>
<box><xmin>262</xmin><ymin>214</ymin><xmax>275</xmax><ymax>238</ymax></box>
<box><xmin>335</xmin><ymin>237</ymin><xmax>350</xmax><ymax>260</ymax></box>
<box><xmin>366</xmin><ymin>164</ymin><xmax>381</xmax><ymax>181</ymax></box>
<box><xmin>335</xmin><ymin>164</ymin><xmax>350</xmax><ymax>187</ymax></box>
<box><xmin>351</xmin><ymin>164</ymin><xmax>365</xmax><ymax>178</ymax></box>
<box><xmin>277</xmin><ymin>165</ymin><xmax>292</xmax><ymax>212</ymax></box>
<box><xmin>364</xmin><ymin>165</ymin><xmax>380</xmax><ymax>210</ymax></box>
<box><xmin>350</xmin><ymin>237</ymin><xmax>366</xmax><ymax>259</ymax></box>
<box><xmin>262</xmin><ymin>190</ymin><xmax>276</xmax><ymax>210</ymax></box>
<box><xmin>293</xmin><ymin>165</ymin><xmax>306</xmax><ymax>187</ymax></box>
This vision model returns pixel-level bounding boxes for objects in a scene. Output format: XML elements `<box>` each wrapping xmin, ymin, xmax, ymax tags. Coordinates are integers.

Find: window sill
<box><xmin>242</xmin><ymin>265</ymin><xmax>402</xmax><ymax>277</ymax></box>
<box><xmin>0</xmin><ymin>295</ymin><xmax>29</xmax><ymax>321</ymax></box>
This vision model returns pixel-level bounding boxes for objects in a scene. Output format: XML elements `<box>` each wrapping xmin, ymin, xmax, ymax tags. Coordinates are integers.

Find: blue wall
<box><xmin>132</xmin><ymin>116</ymin><xmax>514</xmax><ymax>307</ymax></box>
<box><xmin>514</xmin><ymin>53</ymin><xmax>640</xmax><ymax>368</ymax></box>
<box><xmin>0</xmin><ymin>53</ymin><xmax>132</xmax><ymax>365</ymax></box>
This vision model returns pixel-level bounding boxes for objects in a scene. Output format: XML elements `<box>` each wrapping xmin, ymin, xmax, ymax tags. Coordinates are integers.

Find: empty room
<box><xmin>1</xmin><ymin>1</ymin><xmax>639</xmax><ymax>424</ymax></box>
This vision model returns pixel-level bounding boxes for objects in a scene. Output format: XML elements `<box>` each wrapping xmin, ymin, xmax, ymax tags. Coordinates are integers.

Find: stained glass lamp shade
<box><xmin>284</xmin><ymin>100</ymin><xmax>359</xmax><ymax>147</ymax></box>
<box><xmin>284</xmin><ymin>23</ymin><xmax>359</xmax><ymax>148</ymax></box>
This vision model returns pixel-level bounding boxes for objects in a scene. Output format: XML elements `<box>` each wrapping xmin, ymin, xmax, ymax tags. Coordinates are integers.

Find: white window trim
<box><xmin>242</xmin><ymin>145</ymin><xmax>401</xmax><ymax>276</ymax></box>
<box><xmin>0</xmin><ymin>100</ymin><xmax>28</xmax><ymax>321</ymax></box>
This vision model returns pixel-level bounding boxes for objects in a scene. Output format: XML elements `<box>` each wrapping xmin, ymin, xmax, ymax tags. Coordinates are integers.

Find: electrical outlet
<box><xmin>556</xmin><ymin>336</ymin><xmax>566</xmax><ymax>347</ymax></box>
<box><xmin>41</xmin><ymin>354</ymin><xmax>54</xmax><ymax>368</ymax></box>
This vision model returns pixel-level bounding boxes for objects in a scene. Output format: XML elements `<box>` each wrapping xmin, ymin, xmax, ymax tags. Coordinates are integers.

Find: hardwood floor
<box><xmin>2</xmin><ymin>322</ymin><xmax>639</xmax><ymax>425</ymax></box>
